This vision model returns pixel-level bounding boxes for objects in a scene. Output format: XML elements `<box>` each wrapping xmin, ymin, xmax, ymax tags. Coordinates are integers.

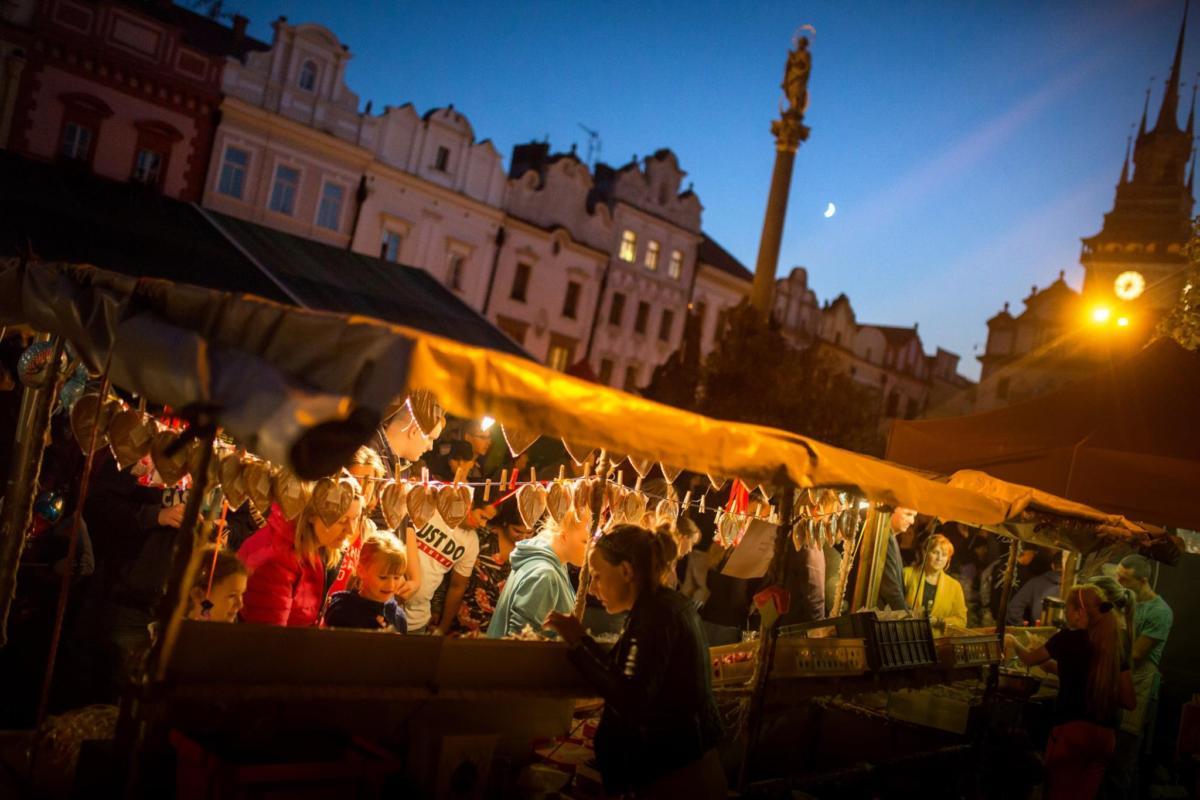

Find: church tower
<box><xmin>1080</xmin><ymin>1</ymin><xmax>1195</xmax><ymax>326</ymax></box>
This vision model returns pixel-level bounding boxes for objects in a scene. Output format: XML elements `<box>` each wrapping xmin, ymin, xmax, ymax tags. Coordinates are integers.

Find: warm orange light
<box><xmin>1091</xmin><ymin>306</ymin><xmax>1112</xmax><ymax>323</ymax></box>
<box><xmin>1116</xmin><ymin>316</ymin><xmax>1130</xmax><ymax>328</ymax></box>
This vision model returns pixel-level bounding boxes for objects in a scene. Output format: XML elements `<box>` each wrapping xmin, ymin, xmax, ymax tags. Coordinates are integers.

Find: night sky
<box><xmin>224</xmin><ymin>0</ymin><xmax>1190</xmax><ymax>378</ymax></box>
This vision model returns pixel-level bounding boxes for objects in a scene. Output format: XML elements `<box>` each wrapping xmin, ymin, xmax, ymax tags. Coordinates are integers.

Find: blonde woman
<box><xmin>903</xmin><ymin>533</ymin><xmax>967</xmax><ymax>629</ymax></box>
<box><xmin>486</xmin><ymin>506</ymin><xmax>592</xmax><ymax>638</ymax></box>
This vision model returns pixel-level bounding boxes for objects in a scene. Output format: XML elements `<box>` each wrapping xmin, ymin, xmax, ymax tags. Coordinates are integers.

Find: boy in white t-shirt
<box><xmin>404</xmin><ymin>511</ymin><xmax>479</xmax><ymax>634</ymax></box>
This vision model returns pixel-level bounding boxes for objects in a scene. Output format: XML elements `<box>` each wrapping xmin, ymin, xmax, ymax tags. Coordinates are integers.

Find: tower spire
<box><xmin>1155</xmin><ymin>0</ymin><xmax>1189</xmax><ymax>132</ymax></box>
<box><xmin>1120</xmin><ymin>125</ymin><xmax>1134</xmax><ymax>185</ymax></box>
<box><xmin>1188</xmin><ymin>76</ymin><xmax>1198</xmax><ymax>135</ymax></box>
<box><xmin>1139</xmin><ymin>81</ymin><xmax>1153</xmax><ymax>137</ymax></box>
<box><xmin>1190</xmin><ymin>142</ymin><xmax>1197</xmax><ymax>194</ymax></box>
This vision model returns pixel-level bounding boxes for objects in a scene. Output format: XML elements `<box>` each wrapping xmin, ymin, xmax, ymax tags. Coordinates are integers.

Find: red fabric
<box><xmin>1043</xmin><ymin>720</ymin><xmax>1116</xmax><ymax>800</ymax></box>
<box><xmin>237</xmin><ymin>505</ymin><xmax>326</xmax><ymax>627</ymax></box>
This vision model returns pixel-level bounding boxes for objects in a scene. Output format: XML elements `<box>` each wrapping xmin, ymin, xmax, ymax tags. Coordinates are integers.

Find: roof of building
<box><xmin>0</xmin><ymin>151</ymin><xmax>526</xmax><ymax>358</ymax></box>
<box><xmin>123</xmin><ymin>1</ymin><xmax>270</xmax><ymax>60</ymax></box>
<box><xmin>873</xmin><ymin>324</ymin><xmax>920</xmax><ymax>347</ymax></box>
<box><xmin>697</xmin><ymin>234</ymin><xmax>752</xmax><ymax>281</ymax></box>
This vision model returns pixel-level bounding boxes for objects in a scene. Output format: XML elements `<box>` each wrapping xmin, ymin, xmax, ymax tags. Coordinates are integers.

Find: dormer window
<box><xmin>298</xmin><ymin>60</ymin><xmax>318</xmax><ymax>92</ymax></box>
<box><xmin>619</xmin><ymin>230</ymin><xmax>637</xmax><ymax>262</ymax></box>
<box><xmin>668</xmin><ymin>249</ymin><xmax>683</xmax><ymax>280</ymax></box>
<box><xmin>644</xmin><ymin>240</ymin><xmax>660</xmax><ymax>271</ymax></box>
<box><xmin>434</xmin><ymin>146</ymin><xmax>450</xmax><ymax>172</ymax></box>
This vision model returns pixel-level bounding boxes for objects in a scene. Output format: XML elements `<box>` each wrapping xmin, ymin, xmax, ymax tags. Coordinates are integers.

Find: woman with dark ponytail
<box><xmin>545</xmin><ymin>524</ymin><xmax>725</xmax><ymax>798</ymax></box>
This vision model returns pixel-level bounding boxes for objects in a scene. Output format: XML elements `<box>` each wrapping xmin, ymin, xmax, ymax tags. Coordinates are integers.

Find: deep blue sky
<box><xmin>227</xmin><ymin>0</ymin><xmax>1189</xmax><ymax>379</ymax></box>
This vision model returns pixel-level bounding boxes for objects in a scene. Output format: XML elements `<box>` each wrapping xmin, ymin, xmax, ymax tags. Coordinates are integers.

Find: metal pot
<box><xmin>1041</xmin><ymin>596</ymin><xmax>1067</xmax><ymax>628</ymax></box>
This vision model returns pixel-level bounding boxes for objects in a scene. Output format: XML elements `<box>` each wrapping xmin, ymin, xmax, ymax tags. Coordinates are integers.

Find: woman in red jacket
<box><xmin>238</xmin><ymin>478</ymin><xmax>363</xmax><ymax>627</ymax></box>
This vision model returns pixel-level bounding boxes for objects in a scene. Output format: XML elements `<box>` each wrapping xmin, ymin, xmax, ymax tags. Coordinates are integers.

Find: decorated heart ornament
<box><xmin>310</xmin><ymin>475</ymin><xmax>357</xmax><ymax>528</ymax></box>
<box><xmin>623</xmin><ymin>491</ymin><xmax>647</xmax><ymax>526</ymax></box>
<box><xmin>718</xmin><ymin>511</ymin><xmax>741</xmax><ymax>547</ymax></box>
<box><xmin>378</xmin><ymin>479</ymin><xmax>408</xmax><ymax>529</ymax></box>
<box><xmin>501</xmin><ymin>424</ymin><xmax>539</xmax><ymax>457</ymax></box>
<box><xmin>406</xmin><ymin>483</ymin><xmax>436</xmax><ymax>530</ymax></box>
<box><xmin>70</xmin><ymin>394</ymin><xmax>120</xmax><ymax>455</ymax></box>
<box><xmin>219</xmin><ymin>452</ymin><xmax>248</xmax><ymax>511</ymax></box>
<box><xmin>185</xmin><ymin>437</ymin><xmax>220</xmax><ymax>489</ymax></box>
<box><xmin>108</xmin><ymin>408</ymin><xmax>156</xmax><ymax>470</ymax></box>
<box><xmin>150</xmin><ymin>429</ymin><xmax>190</xmax><ymax>487</ymax></box>
<box><xmin>655</xmin><ymin>498</ymin><xmax>679</xmax><ymax>526</ymax></box>
<box><xmin>436</xmin><ymin>484</ymin><xmax>473</xmax><ymax>530</ymax></box>
<box><xmin>546</xmin><ymin>482</ymin><xmax>572</xmax><ymax>523</ymax></box>
<box><xmin>243</xmin><ymin>459</ymin><xmax>275</xmax><ymax>514</ymax></box>
<box><xmin>517</xmin><ymin>483</ymin><xmax>548</xmax><ymax>529</ymax></box>
<box><xmin>573</xmin><ymin>477</ymin><xmax>597</xmax><ymax>514</ymax></box>
<box><xmin>272</xmin><ymin>468</ymin><xmax>313</xmax><ymax>521</ymax></box>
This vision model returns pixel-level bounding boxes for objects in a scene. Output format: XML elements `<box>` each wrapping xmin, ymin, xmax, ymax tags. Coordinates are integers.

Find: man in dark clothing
<box><xmin>878</xmin><ymin>507</ymin><xmax>915</xmax><ymax>613</ymax></box>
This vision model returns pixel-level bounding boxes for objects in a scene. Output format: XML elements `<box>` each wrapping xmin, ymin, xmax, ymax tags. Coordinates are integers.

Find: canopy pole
<box><xmin>987</xmin><ymin>540</ymin><xmax>1023</xmax><ymax>697</ymax></box>
<box><xmin>0</xmin><ymin>336</ymin><xmax>64</xmax><ymax>646</ymax></box>
<box><xmin>850</xmin><ymin>506</ymin><xmax>887</xmax><ymax>612</ymax></box>
<box><xmin>737</xmin><ymin>483</ymin><xmax>795</xmax><ymax>791</ymax></box>
<box><xmin>36</xmin><ymin>365</ymin><xmax>111</xmax><ymax>723</ymax></box>
<box><xmin>1060</xmin><ymin>549</ymin><xmax>1078</xmax><ymax>599</ymax></box>
<box><xmin>573</xmin><ymin>449</ymin><xmax>611</xmax><ymax>620</ymax></box>
<box><xmin>830</xmin><ymin>501</ymin><xmax>862</xmax><ymax>617</ymax></box>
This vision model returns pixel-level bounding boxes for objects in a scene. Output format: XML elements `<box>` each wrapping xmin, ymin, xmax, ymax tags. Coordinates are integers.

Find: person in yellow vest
<box><xmin>904</xmin><ymin>533</ymin><xmax>967</xmax><ymax>630</ymax></box>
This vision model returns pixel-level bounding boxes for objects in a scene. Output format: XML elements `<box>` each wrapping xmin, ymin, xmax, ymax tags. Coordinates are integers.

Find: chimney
<box><xmin>231</xmin><ymin>14</ymin><xmax>248</xmax><ymax>46</ymax></box>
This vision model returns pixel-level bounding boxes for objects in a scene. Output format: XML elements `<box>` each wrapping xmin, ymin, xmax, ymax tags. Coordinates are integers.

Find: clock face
<box><xmin>1114</xmin><ymin>271</ymin><xmax>1145</xmax><ymax>301</ymax></box>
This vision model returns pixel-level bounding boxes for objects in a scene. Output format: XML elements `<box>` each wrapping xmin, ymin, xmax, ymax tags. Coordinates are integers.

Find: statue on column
<box><xmin>782</xmin><ymin>35</ymin><xmax>811</xmax><ymax>115</ymax></box>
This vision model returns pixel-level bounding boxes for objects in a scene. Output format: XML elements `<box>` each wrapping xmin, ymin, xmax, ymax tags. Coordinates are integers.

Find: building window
<box><xmin>598</xmin><ymin>358</ymin><xmax>614</xmax><ymax>385</ymax></box>
<box><xmin>381</xmin><ymin>231</ymin><xmax>403</xmax><ymax>262</ymax></box>
<box><xmin>668</xmin><ymin>249</ymin><xmax>683</xmax><ymax>279</ymax></box>
<box><xmin>634</xmin><ymin>301</ymin><xmax>650</xmax><ymax>335</ymax></box>
<box><xmin>996</xmin><ymin>377</ymin><xmax>1010</xmax><ymax>400</ymax></box>
<box><xmin>546</xmin><ymin>334</ymin><xmax>576</xmax><ymax>372</ymax></box>
<box><xmin>510</xmin><ymin>262</ymin><xmax>531</xmax><ymax>302</ymax></box>
<box><xmin>60</xmin><ymin>121</ymin><xmax>93</xmax><ymax>162</ymax></box>
<box><xmin>645</xmin><ymin>240</ymin><xmax>660</xmax><ymax>271</ymax></box>
<box><xmin>434</xmin><ymin>146</ymin><xmax>450</xmax><ymax>172</ymax></box>
<box><xmin>269</xmin><ymin>165</ymin><xmax>300</xmax><ymax>215</ymax></box>
<box><xmin>562</xmin><ymin>281</ymin><xmax>581</xmax><ymax>319</ymax></box>
<box><xmin>316</xmin><ymin>182</ymin><xmax>344</xmax><ymax>231</ymax></box>
<box><xmin>298</xmin><ymin>60</ymin><xmax>318</xmax><ymax>91</ymax></box>
<box><xmin>131</xmin><ymin>148</ymin><xmax>163</xmax><ymax>186</ymax></box>
<box><xmin>619</xmin><ymin>230</ymin><xmax>637</xmax><ymax>262</ymax></box>
<box><xmin>218</xmin><ymin>147</ymin><xmax>249</xmax><ymax>198</ymax></box>
<box><xmin>447</xmin><ymin>253</ymin><xmax>465</xmax><ymax>291</ymax></box>
<box><xmin>623</xmin><ymin>364</ymin><xmax>640</xmax><ymax>391</ymax></box>
<box><xmin>659</xmin><ymin>309</ymin><xmax>674</xmax><ymax>342</ymax></box>
<box><xmin>608</xmin><ymin>292</ymin><xmax>626</xmax><ymax>326</ymax></box>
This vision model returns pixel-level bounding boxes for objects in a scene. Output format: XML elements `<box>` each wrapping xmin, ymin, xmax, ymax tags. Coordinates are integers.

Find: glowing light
<box><xmin>480</xmin><ymin>416</ymin><xmax>496</xmax><ymax>432</ymax></box>
<box><xmin>1091</xmin><ymin>306</ymin><xmax>1111</xmax><ymax>323</ymax></box>
<box><xmin>1114</xmin><ymin>271</ymin><xmax>1145</xmax><ymax>301</ymax></box>
<box><xmin>1116</xmin><ymin>316</ymin><xmax>1130</xmax><ymax>327</ymax></box>
<box><xmin>823</xmin><ymin>202</ymin><xmax>837</xmax><ymax>218</ymax></box>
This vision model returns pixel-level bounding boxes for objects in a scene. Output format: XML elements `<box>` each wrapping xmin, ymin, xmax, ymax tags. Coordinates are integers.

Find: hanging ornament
<box><xmin>219</xmin><ymin>451</ymin><xmax>249</xmax><ymax>511</ymax></box>
<box><xmin>108</xmin><ymin>408</ymin><xmax>156</xmax><ymax>470</ymax></box>
<box><xmin>406</xmin><ymin>389</ymin><xmax>445</xmax><ymax>439</ymax></box>
<box><xmin>150</xmin><ymin>429</ymin><xmax>190</xmax><ymax>487</ymax></box>
<box><xmin>34</xmin><ymin>490</ymin><xmax>65</xmax><ymax>525</ymax></box>
<box><xmin>406</xmin><ymin>483</ymin><xmax>436</xmax><ymax>529</ymax></box>
<box><xmin>546</xmin><ymin>481</ymin><xmax>572</xmax><ymax>523</ymax></box>
<box><xmin>573</xmin><ymin>477</ymin><xmax>597</xmax><ymax>513</ymax></box>
<box><xmin>17</xmin><ymin>341</ymin><xmax>64</xmax><ymax>389</ymax></box>
<box><xmin>517</xmin><ymin>482</ymin><xmax>548</xmax><ymax>529</ymax></box>
<box><xmin>562</xmin><ymin>439</ymin><xmax>595</xmax><ymax>466</ymax></box>
<box><xmin>436</xmin><ymin>484</ymin><xmax>473</xmax><ymax>530</ymax></box>
<box><xmin>623</xmin><ymin>491</ymin><xmax>647</xmax><ymax>526</ymax></box>
<box><xmin>273</xmin><ymin>468</ymin><xmax>313</xmax><ymax>521</ymax></box>
<box><xmin>58</xmin><ymin>363</ymin><xmax>89</xmax><ymax>414</ymax></box>
<box><xmin>718</xmin><ymin>510</ymin><xmax>740</xmax><ymax>547</ymax></box>
<box><xmin>243</xmin><ymin>459</ymin><xmax>275</xmax><ymax>514</ymax></box>
<box><xmin>501</xmin><ymin>424</ymin><xmax>539</xmax><ymax>457</ymax></box>
<box><xmin>377</xmin><ymin>479</ymin><xmax>408</xmax><ymax>529</ymax></box>
<box><xmin>311</xmin><ymin>475</ymin><xmax>356</xmax><ymax>528</ymax></box>
<box><xmin>655</xmin><ymin>498</ymin><xmax>679</xmax><ymax>526</ymax></box>
<box><xmin>790</xmin><ymin>519</ymin><xmax>804</xmax><ymax>551</ymax></box>
<box><xmin>70</xmin><ymin>394</ymin><xmax>119</xmax><ymax>455</ymax></box>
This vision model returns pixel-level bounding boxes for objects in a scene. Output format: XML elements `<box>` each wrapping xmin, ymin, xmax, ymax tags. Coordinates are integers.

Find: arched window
<box><xmin>298</xmin><ymin>60</ymin><xmax>318</xmax><ymax>91</ymax></box>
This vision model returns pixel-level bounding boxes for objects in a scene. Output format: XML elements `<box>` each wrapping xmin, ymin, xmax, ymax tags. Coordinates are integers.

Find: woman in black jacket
<box><xmin>546</xmin><ymin>524</ymin><xmax>725</xmax><ymax>798</ymax></box>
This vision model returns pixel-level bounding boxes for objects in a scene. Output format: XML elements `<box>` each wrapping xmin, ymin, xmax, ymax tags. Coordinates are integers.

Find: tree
<box><xmin>1157</xmin><ymin>219</ymin><xmax>1200</xmax><ymax>350</ymax></box>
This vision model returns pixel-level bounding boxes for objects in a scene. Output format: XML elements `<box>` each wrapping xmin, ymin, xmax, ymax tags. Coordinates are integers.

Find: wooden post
<box><xmin>994</xmin><ymin>540</ymin><xmax>1021</xmax><ymax>643</ymax></box>
<box><xmin>737</xmin><ymin>484</ymin><xmax>794</xmax><ymax>791</ymax></box>
<box><xmin>1059</xmin><ymin>549</ymin><xmax>1077</xmax><ymax>598</ymax></box>
<box><xmin>572</xmin><ymin>449</ymin><xmax>611</xmax><ymax>620</ymax></box>
<box><xmin>830</xmin><ymin>502</ymin><xmax>862</xmax><ymax>618</ymax></box>
<box><xmin>850</xmin><ymin>506</ymin><xmax>887</xmax><ymax>613</ymax></box>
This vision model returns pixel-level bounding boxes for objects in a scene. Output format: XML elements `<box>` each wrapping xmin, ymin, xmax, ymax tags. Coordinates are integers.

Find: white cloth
<box><xmin>403</xmin><ymin>511</ymin><xmax>479</xmax><ymax>631</ymax></box>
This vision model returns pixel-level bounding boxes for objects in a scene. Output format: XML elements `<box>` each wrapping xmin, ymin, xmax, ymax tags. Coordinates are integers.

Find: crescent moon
<box><xmin>824</xmin><ymin>202</ymin><xmax>836</xmax><ymax>218</ymax></box>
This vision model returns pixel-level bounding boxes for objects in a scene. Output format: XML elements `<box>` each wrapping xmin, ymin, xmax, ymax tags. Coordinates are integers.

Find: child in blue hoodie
<box><xmin>486</xmin><ymin>507</ymin><xmax>591</xmax><ymax>638</ymax></box>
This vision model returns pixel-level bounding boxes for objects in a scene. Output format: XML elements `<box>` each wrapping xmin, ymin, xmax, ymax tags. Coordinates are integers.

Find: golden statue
<box><xmin>782</xmin><ymin>36</ymin><xmax>811</xmax><ymax>114</ymax></box>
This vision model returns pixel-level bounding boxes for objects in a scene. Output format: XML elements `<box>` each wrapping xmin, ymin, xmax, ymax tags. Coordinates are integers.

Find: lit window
<box><xmin>132</xmin><ymin>148</ymin><xmax>163</xmax><ymax>186</ymax></box>
<box><xmin>298</xmin><ymin>60</ymin><xmax>318</xmax><ymax>91</ymax></box>
<box><xmin>658</xmin><ymin>309</ymin><xmax>674</xmax><ymax>342</ymax></box>
<box><xmin>511</xmin><ymin>262</ymin><xmax>531</xmax><ymax>302</ymax></box>
<box><xmin>645</xmin><ymin>240</ymin><xmax>660</xmax><ymax>271</ymax></box>
<box><xmin>608</xmin><ymin>292</ymin><xmax>626</xmax><ymax>326</ymax></box>
<box><xmin>562</xmin><ymin>281</ymin><xmax>581</xmax><ymax>319</ymax></box>
<box><xmin>434</xmin><ymin>146</ymin><xmax>450</xmax><ymax>172</ymax></box>
<box><xmin>668</xmin><ymin>249</ymin><xmax>683</xmax><ymax>279</ymax></box>
<box><xmin>381</xmin><ymin>231</ymin><xmax>403</xmax><ymax>262</ymax></box>
<box><xmin>623</xmin><ymin>364</ymin><xmax>640</xmax><ymax>391</ymax></box>
<box><xmin>634</xmin><ymin>301</ymin><xmax>650</xmax><ymax>335</ymax></box>
<box><xmin>547</xmin><ymin>344</ymin><xmax>571</xmax><ymax>372</ymax></box>
<box><xmin>218</xmin><ymin>147</ymin><xmax>249</xmax><ymax>198</ymax></box>
<box><xmin>598</xmin><ymin>358</ymin><xmax>614</xmax><ymax>385</ymax></box>
<box><xmin>60</xmin><ymin>121</ymin><xmax>92</xmax><ymax>161</ymax></box>
<box><xmin>316</xmin><ymin>182</ymin><xmax>344</xmax><ymax>231</ymax></box>
<box><xmin>447</xmin><ymin>253</ymin><xmax>465</xmax><ymax>291</ymax></box>
<box><xmin>619</xmin><ymin>230</ymin><xmax>637</xmax><ymax>262</ymax></box>
<box><xmin>268</xmin><ymin>165</ymin><xmax>300</xmax><ymax>215</ymax></box>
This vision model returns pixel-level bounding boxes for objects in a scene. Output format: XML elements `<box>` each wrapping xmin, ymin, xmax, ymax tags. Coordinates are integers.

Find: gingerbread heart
<box><xmin>546</xmin><ymin>482</ymin><xmax>572</xmax><ymax>523</ymax></box>
<box><xmin>573</xmin><ymin>477</ymin><xmax>596</xmax><ymax>514</ymax></box>
<box><xmin>150</xmin><ymin>429</ymin><xmax>190</xmax><ymax>487</ymax></box>
<box><xmin>718</xmin><ymin>511</ymin><xmax>741</xmax><ymax>547</ymax></box>
<box><xmin>406</xmin><ymin>483</ymin><xmax>436</xmax><ymax>530</ymax></box>
<box><xmin>243</xmin><ymin>459</ymin><xmax>275</xmax><ymax>514</ymax></box>
<box><xmin>219</xmin><ymin>451</ymin><xmax>248</xmax><ymax>511</ymax></box>
<box><xmin>501</xmin><ymin>424</ymin><xmax>539</xmax><ymax>457</ymax></box>
<box><xmin>658</xmin><ymin>463</ymin><xmax>682</xmax><ymax>483</ymax></box>
<box><xmin>561</xmin><ymin>439</ymin><xmax>594</xmax><ymax>466</ymax></box>
<box><xmin>623</xmin><ymin>491</ymin><xmax>647</xmax><ymax>526</ymax></box>
<box><xmin>406</xmin><ymin>389</ymin><xmax>445</xmax><ymax>439</ymax></box>
<box><xmin>70</xmin><ymin>394</ymin><xmax>120</xmax><ymax>455</ymax></box>
<box><xmin>627</xmin><ymin>456</ymin><xmax>654</xmax><ymax>478</ymax></box>
<box><xmin>108</xmin><ymin>409</ymin><xmax>156</xmax><ymax>470</ymax></box>
<box><xmin>655</xmin><ymin>498</ymin><xmax>679</xmax><ymax>526</ymax></box>
<box><xmin>517</xmin><ymin>483</ymin><xmax>548</xmax><ymax>529</ymax></box>
<box><xmin>272</xmin><ymin>468</ymin><xmax>313</xmax><ymax>521</ymax></box>
<box><xmin>435</xmin><ymin>484</ymin><xmax>473</xmax><ymax>530</ymax></box>
<box><xmin>310</xmin><ymin>475</ymin><xmax>355</xmax><ymax>528</ymax></box>
<box><xmin>378</xmin><ymin>479</ymin><xmax>408</xmax><ymax>529</ymax></box>
<box><xmin>184</xmin><ymin>437</ymin><xmax>220</xmax><ymax>490</ymax></box>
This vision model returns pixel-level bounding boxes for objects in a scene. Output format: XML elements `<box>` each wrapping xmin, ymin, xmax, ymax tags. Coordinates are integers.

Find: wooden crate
<box><xmin>773</xmin><ymin>637</ymin><xmax>868</xmax><ymax>678</ymax></box>
<box><xmin>935</xmin><ymin>634</ymin><xmax>1002</xmax><ymax>668</ymax></box>
<box><xmin>711</xmin><ymin>642</ymin><xmax>757</xmax><ymax>686</ymax></box>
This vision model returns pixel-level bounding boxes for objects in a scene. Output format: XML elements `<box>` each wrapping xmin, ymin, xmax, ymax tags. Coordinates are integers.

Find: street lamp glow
<box><xmin>480</xmin><ymin>415</ymin><xmax>496</xmax><ymax>432</ymax></box>
<box><xmin>1091</xmin><ymin>306</ymin><xmax>1112</xmax><ymax>323</ymax></box>
<box><xmin>1116</xmin><ymin>316</ymin><xmax>1130</xmax><ymax>328</ymax></box>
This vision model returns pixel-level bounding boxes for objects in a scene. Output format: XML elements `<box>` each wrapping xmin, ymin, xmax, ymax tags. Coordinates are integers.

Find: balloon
<box><xmin>34</xmin><ymin>490</ymin><xmax>65</xmax><ymax>524</ymax></box>
<box><xmin>58</xmin><ymin>365</ymin><xmax>88</xmax><ymax>414</ymax></box>
<box><xmin>17</xmin><ymin>342</ymin><xmax>62</xmax><ymax>389</ymax></box>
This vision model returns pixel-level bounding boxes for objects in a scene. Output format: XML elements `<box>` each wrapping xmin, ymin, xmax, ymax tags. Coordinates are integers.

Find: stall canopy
<box><xmin>887</xmin><ymin>339</ymin><xmax>1200</xmax><ymax>531</ymax></box>
<box><xmin>0</xmin><ymin>151</ymin><xmax>524</xmax><ymax>358</ymax></box>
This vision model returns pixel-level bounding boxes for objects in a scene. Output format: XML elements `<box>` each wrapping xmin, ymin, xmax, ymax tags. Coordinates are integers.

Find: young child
<box><xmin>323</xmin><ymin>533</ymin><xmax>408</xmax><ymax>632</ymax></box>
<box><xmin>187</xmin><ymin>546</ymin><xmax>248</xmax><ymax>623</ymax></box>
